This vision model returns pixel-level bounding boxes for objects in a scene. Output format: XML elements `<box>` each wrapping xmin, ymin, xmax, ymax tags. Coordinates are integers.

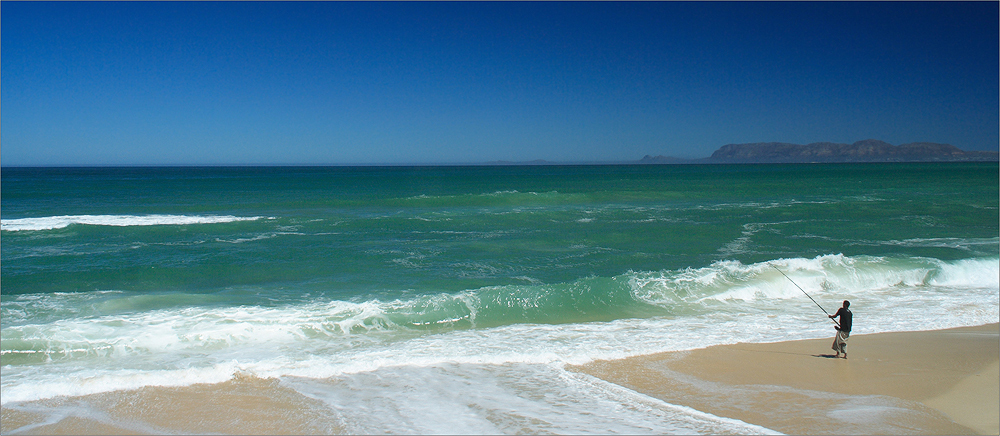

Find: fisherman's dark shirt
<box><xmin>833</xmin><ymin>308</ymin><xmax>852</xmax><ymax>332</ymax></box>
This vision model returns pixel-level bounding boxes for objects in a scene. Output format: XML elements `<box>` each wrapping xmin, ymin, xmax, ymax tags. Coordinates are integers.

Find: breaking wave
<box><xmin>1</xmin><ymin>215</ymin><xmax>267</xmax><ymax>232</ymax></box>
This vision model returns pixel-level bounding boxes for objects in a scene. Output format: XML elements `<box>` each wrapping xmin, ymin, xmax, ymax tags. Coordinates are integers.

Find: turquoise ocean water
<box><xmin>2</xmin><ymin>163</ymin><xmax>998</xmax><ymax>433</ymax></box>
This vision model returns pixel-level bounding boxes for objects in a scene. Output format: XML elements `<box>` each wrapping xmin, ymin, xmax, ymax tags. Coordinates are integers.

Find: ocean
<box><xmin>2</xmin><ymin>163</ymin><xmax>998</xmax><ymax>434</ymax></box>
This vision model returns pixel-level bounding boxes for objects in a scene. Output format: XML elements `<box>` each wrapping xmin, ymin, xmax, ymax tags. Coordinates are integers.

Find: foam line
<box><xmin>1</xmin><ymin>214</ymin><xmax>266</xmax><ymax>231</ymax></box>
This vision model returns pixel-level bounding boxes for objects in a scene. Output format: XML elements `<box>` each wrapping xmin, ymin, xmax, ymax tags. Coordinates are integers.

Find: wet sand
<box><xmin>0</xmin><ymin>374</ymin><xmax>343</xmax><ymax>435</ymax></box>
<box><xmin>572</xmin><ymin>323</ymin><xmax>999</xmax><ymax>435</ymax></box>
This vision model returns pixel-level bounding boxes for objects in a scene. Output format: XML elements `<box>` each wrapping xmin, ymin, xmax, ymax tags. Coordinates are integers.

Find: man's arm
<box><xmin>829</xmin><ymin>308</ymin><xmax>843</xmax><ymax>329</ymax></box>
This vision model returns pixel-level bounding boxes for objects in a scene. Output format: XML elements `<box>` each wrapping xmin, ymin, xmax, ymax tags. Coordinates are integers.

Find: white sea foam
<box><xmin>282</xmin><ymin>362</ymin><xmax>777</xmax><ymax>435</ymax></box>
<box><xmin>865</xmin><ymin>237</ymin><xmax>1000</xmax><ymax>252</ymax></box>
<box><xmin>1</xmin><ymin>214</ymin><xmax>267</xmax><ymax>232</ymax></box>
<box><xmin>930</xmin><ymin>257</ymin><xmax>1000</xmax><ymax>288</ymax></box>
<box><xmin>2</xmin><ymin>255</ymin><xmax>997</xmax><ymax>411</ymax></box>
<box><xmin>0</xmin><ymin>362</ymin><xmax>241</xmax><ymax>405</ymax></box>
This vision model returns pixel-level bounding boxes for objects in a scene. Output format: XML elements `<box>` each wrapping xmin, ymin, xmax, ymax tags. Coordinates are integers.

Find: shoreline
<box><xmin>3</xmin><ymin>324</ymin><xmax>997</xmax><ymax>435</ymax></box>
<box><xmin>571</xmin><ymin>323</ymin><xmax>1000</xmax><ymax>435</ymax></box>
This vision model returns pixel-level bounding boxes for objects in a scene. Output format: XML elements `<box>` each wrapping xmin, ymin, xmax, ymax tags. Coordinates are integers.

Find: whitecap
<box><xmin>1</xmin><ymin>214</ymin><xmax>267</xmax><ymax>231</ymax></box>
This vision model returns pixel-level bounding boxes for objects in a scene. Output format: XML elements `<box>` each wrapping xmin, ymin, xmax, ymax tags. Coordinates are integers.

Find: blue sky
<box><xmin>2</xmin><ymin>1</ymin><xmax>997</xmax><ymax>165</ymax></box>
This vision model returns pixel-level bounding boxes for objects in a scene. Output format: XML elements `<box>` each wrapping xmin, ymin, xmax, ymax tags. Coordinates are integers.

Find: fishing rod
<box><xmin>769</xmin><ymin>264</ymin><xmax>840</xmax><ymax>328</ymax></box>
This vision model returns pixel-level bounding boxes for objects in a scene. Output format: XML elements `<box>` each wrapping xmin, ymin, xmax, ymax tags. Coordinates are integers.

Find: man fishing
<box><xmin>770</xmin><ymin>265</ymin><xmax>854</xmax><ymax>359</ymax></box>
<box><xmin>829</xmin><ymin>300</ymin><xmax>852</xmax><ymax>359</ymax></box>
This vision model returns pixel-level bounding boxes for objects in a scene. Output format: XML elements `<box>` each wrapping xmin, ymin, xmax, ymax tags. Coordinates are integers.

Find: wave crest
<box><xmin>629</xmin><ymin>255</ymin><xmax>999</xmax><ymax>304</ymax></box>
<box><xmin>1</xmin><ymin>214</ymin><xmax>267</xmax><ymax>231</ymax></box>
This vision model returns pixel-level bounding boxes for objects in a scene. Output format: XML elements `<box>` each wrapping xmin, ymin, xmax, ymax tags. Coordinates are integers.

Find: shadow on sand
<box><xmin>811</xmin><ymin>354</ymin><xmax>843</xmax><ymax>359</ymax></box>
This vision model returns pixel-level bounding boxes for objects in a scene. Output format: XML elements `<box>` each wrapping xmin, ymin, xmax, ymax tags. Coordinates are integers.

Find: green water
<box><xmin>3</xmin><ymin>163</ymin><xmax>997</xmax><ymax>300</ymax></box>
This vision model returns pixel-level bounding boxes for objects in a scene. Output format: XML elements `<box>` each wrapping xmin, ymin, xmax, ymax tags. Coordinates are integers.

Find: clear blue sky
<box><xmin>2</xmin><ymin>1</ymin><xmax>997</xmax><ymax>165</ymax></box>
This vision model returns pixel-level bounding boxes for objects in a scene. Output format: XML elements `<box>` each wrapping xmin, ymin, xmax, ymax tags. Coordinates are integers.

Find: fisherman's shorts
<box><xmin>832</xmin><ymin>330</ymin><xmax>849</xmax><ymax>354</ymax></box>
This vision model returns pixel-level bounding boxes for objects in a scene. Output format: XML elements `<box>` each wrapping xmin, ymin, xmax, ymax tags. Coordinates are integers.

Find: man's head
<box><xmin>843</xmin><ymin>300</ymin><xmax>850</xmax><ymax>309</ymax></box>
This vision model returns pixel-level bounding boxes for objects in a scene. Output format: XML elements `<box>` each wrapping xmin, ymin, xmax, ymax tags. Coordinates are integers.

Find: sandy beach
<box><xmin>0</xmin><ymin>375</ymin><xmax>343</xmax><ymax>435</ymax></box>
<box><xmin>2</xmin><ymin>324</ymin><xmax>997</xmax><ymax>434</ymax></box>
<box><xmin>573</xmin><ymin>323</ymin><xmax>1000</xmax><ymax>435</ymax></box>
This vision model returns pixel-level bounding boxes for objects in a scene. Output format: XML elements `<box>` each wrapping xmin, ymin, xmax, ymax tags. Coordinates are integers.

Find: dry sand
<box><xmin>572</xmin><ymin>323</ymin><xmax>999</xmax><ymax>435</ymax></box>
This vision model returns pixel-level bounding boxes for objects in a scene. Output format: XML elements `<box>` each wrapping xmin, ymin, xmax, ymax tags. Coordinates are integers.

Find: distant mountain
<box><xmin>483</xmin><ymin>140</ymin><xmax>997</xmax><ymax>166</ymax></box>
<box><xmin>705</xmin><ymin>140</ymin><xmax>998</xmax><ymax>163</ymax></box>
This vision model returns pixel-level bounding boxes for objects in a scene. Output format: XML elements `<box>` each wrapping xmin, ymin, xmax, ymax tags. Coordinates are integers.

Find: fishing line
<box><xmin>769</xmin><ymin>263</ymin><xmax>840</xmax><ymax>327</ymax></box>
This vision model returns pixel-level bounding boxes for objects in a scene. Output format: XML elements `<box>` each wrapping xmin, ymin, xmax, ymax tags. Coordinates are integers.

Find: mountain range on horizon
<box><xmin>639</xmin><ymin>139</ymin><xmax>999</xmax><ymax>164</ymax></box>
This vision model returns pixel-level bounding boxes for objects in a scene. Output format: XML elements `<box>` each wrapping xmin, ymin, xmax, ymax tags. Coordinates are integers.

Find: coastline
<box><xmin>571</xmin><ymin>323</ymin><xmax>1000</xmax><ymax>435</ymax></box>
<box><xmin>2</xmin><ymin>324</ymin><xmax>997</xmax><ymax>435</ymax></box>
